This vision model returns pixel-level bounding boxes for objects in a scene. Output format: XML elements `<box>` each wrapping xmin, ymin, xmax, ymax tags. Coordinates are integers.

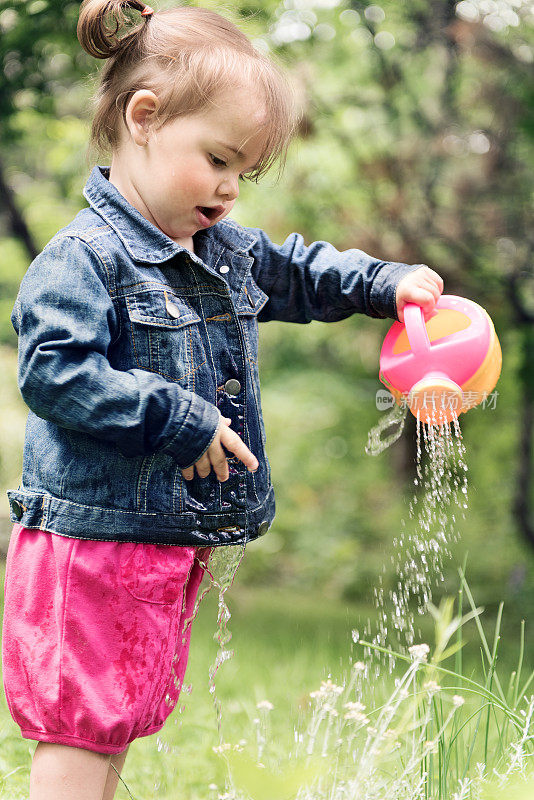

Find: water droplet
<box><xmin>366</xmin><ymin>403</ymin><xmax>408</xmax><ymax>455</ymax></box>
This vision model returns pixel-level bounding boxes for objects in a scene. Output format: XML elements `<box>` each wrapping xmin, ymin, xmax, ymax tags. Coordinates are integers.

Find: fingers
<box><xmin>219</xmin><ymin>424</ymin><xmax>259</xmax><ymax>473</ymax></box>
<box><xmin>397</xmin><ymin>289</ymin><xmax>436</xmax><ymax>323</ymax></box>
<box><xmin>406</xmin><ymin>287</ymin><xmax>439</xmax><ymax>316</ymax></box>
<box><xmin>208</xmin><ymin>438</ymin><xmax>229</xmax><ymax>482</ymax></box>
<box><xmin>412</xmin><ymin>267</ymin><xmax>443</xmax><ymax>298</ymax></box>
<box><xmin>181</xmin><ymin>464</ymin><xmax>194</xmax><ymax>481</ymax></box>
<box><xmin>181</xmin><ymin>417</ymin><xmax>226</xmax><ymax>482</ymax></box>
<box><xmin>208</xmin><ymin>417</ymin><xmax>231</xmax><ymax>481</ymax></box>
<box><xmin>396</xmin><ymin>265</ymin><xmax>444</xmax><ymax>322</ymax></box>
<box><xmin>424</xmin><ymin>266</ymin><xmax>444</xmax><ymax>294</ymax></box>
<box><xmin>420</xmin><ymin>278</ymin><xmax>442</xmax><ymax>306</ymax></box>
<box><xmin>194</xmin><ymin>451</ymin><xmax>212</xmax><ymax>479</ymax></box>
<box><xmin>181</xmin><ymin>416</ymin><xmax>257</xmax><ymax>483</ymax></box>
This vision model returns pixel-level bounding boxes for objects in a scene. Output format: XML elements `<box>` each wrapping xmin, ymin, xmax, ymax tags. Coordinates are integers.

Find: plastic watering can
<box><xmin>379</xmin><ymin>295</ymin><xmax>502</xmax><ymax>424</ymax></box>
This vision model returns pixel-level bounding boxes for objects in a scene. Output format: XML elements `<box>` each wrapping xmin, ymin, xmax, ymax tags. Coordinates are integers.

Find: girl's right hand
<box><xmin>181</xmin><ymin>417</ymin><xmax>258</xmax><ymax>482</ymax></box>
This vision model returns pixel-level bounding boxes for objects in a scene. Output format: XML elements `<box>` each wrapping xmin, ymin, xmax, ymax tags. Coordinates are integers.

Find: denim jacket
<box><xmin>7</xmin><ymin>166</ymin><xmax>417</xmax><ymax>546</ymax></box>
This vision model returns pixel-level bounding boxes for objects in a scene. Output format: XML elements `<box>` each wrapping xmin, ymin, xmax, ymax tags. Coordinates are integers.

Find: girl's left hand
<box><xmin>395</xmin><ymin>265</ymin><xmax>444</xmax><ymax>322</ymax></box>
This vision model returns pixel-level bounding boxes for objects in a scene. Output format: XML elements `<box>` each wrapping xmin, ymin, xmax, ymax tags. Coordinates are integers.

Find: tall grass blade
<box><xmin>458</xmin><ymin>569</ymin><xmax>506</xmax><ymax>704</ymax></box>
<box><xmin>513</xmin><ymin>620</ymin><xmax>525</xmax><ymax>709</ymax></box>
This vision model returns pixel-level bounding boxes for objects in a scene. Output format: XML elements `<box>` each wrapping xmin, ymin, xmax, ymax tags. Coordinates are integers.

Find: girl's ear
<box><xmin>124</xmin><ymin>90</ymin><xmax>161</xmax><ymax>146</ymax></box>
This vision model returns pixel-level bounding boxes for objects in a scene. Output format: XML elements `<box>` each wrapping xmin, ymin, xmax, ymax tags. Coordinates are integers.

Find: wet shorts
<box><xmin>2</xmin><ymin>524</ymin><xmax>211</xmax><ymax>754</ymax></box>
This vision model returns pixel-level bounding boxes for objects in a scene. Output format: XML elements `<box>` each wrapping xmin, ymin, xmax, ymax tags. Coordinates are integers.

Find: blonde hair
<box><xmin>77</xmin><ymin>1</ymin><xmax>297</xmax><ymax>179</ymax></box>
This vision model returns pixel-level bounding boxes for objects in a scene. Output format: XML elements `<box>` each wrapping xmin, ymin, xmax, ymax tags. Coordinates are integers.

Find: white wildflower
<box><xmin>408</xmin><ymin>643</ymin><xmax>430</xmax><ymax>662</ymax></box>
<box><xmin>344</xmin><ymin>701</ymin><xmax>366</xmax><ymax>713</ymax></box>
<box><xmin>322</xmin><ymin>679</ymin><xmax>344</xmax><ymax>694</ymax></box>
<box><xmin>310</xmin><ymin>679</ymin><xmax>344</xmax><ymax>699</ymax></box>
<box><xmin>452</xmin><ymin>777</ymin><xmax>471</xmax><ymax>800</ymax></box>
<box><xmin>212</xmin><ymin>743</ymin><xmax>232</xmax><ymax>754</ymax></box>
<box><xmin>344</xmin><ymin>706</ymin><xmax>370</xmax><ymax>724</ymax></box>
<box><xmin>453</xmin><ymin>694</ymin><xmax>465</xmax><ymax>707</ymax></box>
<box><xmin>322</xmin><ymin>703</ymin><xmax>339</xmax><ymax>716</ymax></box>
<box><xmin>424</xmin><ymin>680</ymin><xmax>440</xmax><ymax>694</ymax></box>
<box><xmin>352</xmin><ymin>661</ymin><xmax>365</xmax><ymax>672</ymax></box>
<box><xmin>256</xmin><ymin>700</ymin><xmax>274</xmax><ymax>711</ymax></box>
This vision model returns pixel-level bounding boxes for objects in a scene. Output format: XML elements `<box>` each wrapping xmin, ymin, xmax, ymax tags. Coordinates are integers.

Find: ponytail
<box><xmin>78</xmin><ymin>2</ymin><xmax>298</xmax><ymax>174</ymax></box>
<box><xmin>77</xmin><ymin>0</ymin><xmax>151</xmax><ymax>59</ymax></box>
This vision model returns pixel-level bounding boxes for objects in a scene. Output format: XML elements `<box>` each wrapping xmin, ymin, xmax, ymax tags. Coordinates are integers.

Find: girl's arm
<box><xmin>248</xmin><ymin>228</ymin><xmax>425</xmax><ymax>324</ymax></box>
<box><xmin>12</xmin><ymin>236</ymin><xmax>220</xmax><ymax>469</ymax></box>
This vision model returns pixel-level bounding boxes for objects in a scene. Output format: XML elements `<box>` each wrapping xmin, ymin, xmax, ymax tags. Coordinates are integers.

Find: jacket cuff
<box><xmin>370</xmin><ymin>262</ymin><xmax>421</xmax><ymax>320</ymax></box>
<box><xmin>160</xmin><ymin>393</ymin><xmax>221</xmax><ymax>469</ymax></box>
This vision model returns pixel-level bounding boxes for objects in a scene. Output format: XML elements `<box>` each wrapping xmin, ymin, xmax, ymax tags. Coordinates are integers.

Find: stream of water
<box><xmin>366</xmin><ymin>407</ymin><xmax>468</xmax><ymax>663</ymax></box>
<box><xmin>196</xmin><ymin>544</ymin><xmax>247</xmax><ymax>740</ymax></box>
<box><xmin>153</xmin><ymin>541</ymin><xmax>246</xmax><ymax>770</ymax></box>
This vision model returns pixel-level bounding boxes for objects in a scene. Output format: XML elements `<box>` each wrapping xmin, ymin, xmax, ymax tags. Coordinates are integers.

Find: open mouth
<box><xmin>196</xmin><ymin>205</ymin><xmax>225</xmax><ymax>226</ymax></box>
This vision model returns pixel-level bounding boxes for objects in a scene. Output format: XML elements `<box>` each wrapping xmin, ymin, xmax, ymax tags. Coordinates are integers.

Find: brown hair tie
<box><xmin>141</xmin><ymin>5</ymin><xmax>154</xmax><ymax>16</ymax></box>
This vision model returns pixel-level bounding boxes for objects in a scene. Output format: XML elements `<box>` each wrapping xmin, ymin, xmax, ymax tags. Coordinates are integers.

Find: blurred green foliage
<box><xmin>1</xmin><ymin>0</ymin><xmax>533</xmax><ymax>627</ymax></box>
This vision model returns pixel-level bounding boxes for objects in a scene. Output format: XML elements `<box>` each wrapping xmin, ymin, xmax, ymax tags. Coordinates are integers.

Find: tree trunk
<box><xmin>0</xmin><ymin>155</ymin><xmax>38</xmax><ymax>261</ymax></box>
<box><xmin>513</xmin><ymin>324</ymin><xmax>534</xmax><ymax>548</ymax></box>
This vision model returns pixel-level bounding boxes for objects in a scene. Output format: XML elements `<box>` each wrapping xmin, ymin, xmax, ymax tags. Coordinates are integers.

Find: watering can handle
<box><xmin>403</xmin><ymin>303</ymin><xmax>431</xmax><ymax>356</ymax></box>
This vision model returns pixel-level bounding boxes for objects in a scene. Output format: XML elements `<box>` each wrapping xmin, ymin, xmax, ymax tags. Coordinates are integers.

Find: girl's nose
<box><xmin>218</xmin><ymin>174</ymin><xmax>239</xmax><ymax>202</ymax></box>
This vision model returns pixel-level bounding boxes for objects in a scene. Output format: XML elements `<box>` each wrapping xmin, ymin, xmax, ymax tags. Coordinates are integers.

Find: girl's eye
<box><xmin>209</xmin><ymin>154</ymin><xmax>227</xmax><ymax>168</ymax></box>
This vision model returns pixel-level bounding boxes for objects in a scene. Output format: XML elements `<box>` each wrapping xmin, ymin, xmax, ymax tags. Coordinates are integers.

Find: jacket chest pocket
<box><xmin>126</xmin><ymin>289</ymin><xmax>206</xmax><ymax>385</ymax></box>
<box><xmin>236</xmin><ymin>277</ymin><xmax>268</xmax><ymax>365</ymax></box>
<box><xmin>236</xmin><ymin>278</ymin><xmax>269</xmax><ymax>447</ymax></box>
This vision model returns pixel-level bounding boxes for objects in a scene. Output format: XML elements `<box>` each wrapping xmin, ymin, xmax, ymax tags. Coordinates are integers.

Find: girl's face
<box><xmin>110</xmin><ymin>86</ymin><xmax>268</xmax><ymax>252</ymax></box>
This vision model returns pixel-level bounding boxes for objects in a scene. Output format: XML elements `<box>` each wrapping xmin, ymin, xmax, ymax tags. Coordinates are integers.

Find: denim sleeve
<box><xmin>12</xmin><ymin>236</ymin><xmax>220</xmax><ymax>468</ymax></box>
<box><xmin>247</xmin><ymin>228</ymin><xmax>419</xmax><ymax>323</ymax></box>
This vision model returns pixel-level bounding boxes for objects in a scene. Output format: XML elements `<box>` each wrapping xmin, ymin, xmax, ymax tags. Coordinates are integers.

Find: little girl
<box><xmin>2</xmin><ymin>2</ymin><xmax>443</xmax><ymax>798</ymax></box>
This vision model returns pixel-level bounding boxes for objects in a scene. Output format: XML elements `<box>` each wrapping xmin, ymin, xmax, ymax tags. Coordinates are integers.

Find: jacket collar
<box><xmin>83</xmin><ymin>166</ymin><xmax>257</xmax><ymax>264</ymax></box>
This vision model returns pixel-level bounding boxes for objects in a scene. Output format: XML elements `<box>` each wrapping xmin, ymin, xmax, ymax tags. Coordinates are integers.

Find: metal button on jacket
<box><xmin>219</xmin><ymin>265</ymin><xmax>230</xmax><ymax>274</ymax></box>
<box><xmin>11</xmin><ymin>500</ymin><xmax>23</xmax><ymax>520</ymax></box>
<box><xmin>258</xmin><ymin>520</ymin><xmax>269</xmax><ymax>536</ymax></box>
<box><xmin>224</xmin><ymin>379</ymin><xmax>241</xmax><ymax>395</ymax></box>
<box><xmin>166</xmin><ymin>301</ymin><xmax>181</xmax><ymax>319</ymax></box>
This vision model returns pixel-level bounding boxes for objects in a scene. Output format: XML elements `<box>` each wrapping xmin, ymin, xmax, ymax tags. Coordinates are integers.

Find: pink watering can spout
<box><xmin>379</xmin><ymin>295</ymin><xmax>502</xmax><ymax>424</ymax></box>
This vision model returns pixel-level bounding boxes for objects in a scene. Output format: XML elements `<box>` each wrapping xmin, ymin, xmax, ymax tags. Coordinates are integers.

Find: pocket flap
<box><xmin>126</xmin><ymin>289</ymin><xmax>201</xmax><ymax>329</ymax></box>
<box><xmin>236</xmin><ymin>278</ymin><xmax>269</xmax><ymax>317</ymax></box>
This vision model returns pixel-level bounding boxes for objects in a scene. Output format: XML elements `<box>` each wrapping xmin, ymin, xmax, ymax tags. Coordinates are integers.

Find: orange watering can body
<box><xmin>379</xmin><ymin>295</ymin><xmax>502</xmax><ymax>424</ymax></box>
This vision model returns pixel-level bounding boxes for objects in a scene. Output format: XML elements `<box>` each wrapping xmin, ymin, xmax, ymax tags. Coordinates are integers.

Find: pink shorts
<box><xmin>2</xmin><ymin>524</ymin><xmax>211</xmax><ymax>754</ymax></box>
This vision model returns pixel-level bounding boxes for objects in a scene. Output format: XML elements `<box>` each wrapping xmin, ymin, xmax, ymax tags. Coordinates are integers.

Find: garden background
<box><xmin>0</xmin><ymin>0</ymin><xmax>533</xmax><ymax>797</ymax></box>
